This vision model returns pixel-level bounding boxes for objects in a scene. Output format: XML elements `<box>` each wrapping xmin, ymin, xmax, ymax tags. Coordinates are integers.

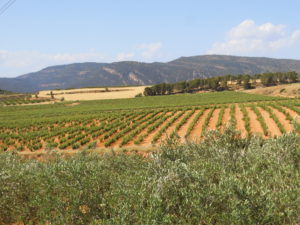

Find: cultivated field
<box><xmin>0</xmin><ymin>93</ymin><xmax>52</xmax><ymax>106</ymax></box>
<box><xmin>0</xmin><ymin>91</ymin><xmax>299</xmax><ymax>153</ymax></box>
<box><xmin>38</xmin><ymin>86</ymin><xmax>148</xmax><ymax>101</ymax></box>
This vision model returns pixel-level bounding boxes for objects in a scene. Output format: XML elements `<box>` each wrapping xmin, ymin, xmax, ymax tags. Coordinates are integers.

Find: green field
<box><xmin>0</xmin><ymin>91</ymin><xmax>286</xmax><ymax>122</ymax></box>
<box><xmin>0</xmin><ymin>91</ymin><xmax>299</xmax><ymax>152</ymax></box>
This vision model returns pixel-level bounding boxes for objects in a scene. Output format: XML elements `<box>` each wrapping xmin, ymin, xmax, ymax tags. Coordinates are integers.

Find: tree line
<box><xmin>144</xmin><ymin>71</ymin><xmax>299</xmax><ymax>96</ymax></box>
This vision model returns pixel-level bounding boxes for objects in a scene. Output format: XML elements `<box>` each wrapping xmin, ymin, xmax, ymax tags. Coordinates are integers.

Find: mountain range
<box><xmin>1</xmin><ymin>55</ymin><xmax>300</xmax><ymax>93</ymax></box>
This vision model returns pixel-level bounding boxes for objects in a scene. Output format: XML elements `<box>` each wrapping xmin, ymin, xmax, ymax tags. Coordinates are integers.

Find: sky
<box><xmin>1</xmin><ymin>0</ymin><xmax>300</xmax><ymax>77</ymax></box>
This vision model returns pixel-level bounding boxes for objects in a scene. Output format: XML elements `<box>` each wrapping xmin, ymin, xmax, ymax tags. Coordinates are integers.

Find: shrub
<box><xmin>87</xmin><ymin>141</ymin><xmax>97</xmax><ymax>149</ymax></box>
<box><xmin>0</xmin><ymin>129</ymin><xmax>300</xmax><ymax>224</ymax></box>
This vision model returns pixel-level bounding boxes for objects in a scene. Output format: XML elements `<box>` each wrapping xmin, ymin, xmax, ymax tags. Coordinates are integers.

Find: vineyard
<box><xmin>0</xmin><ymin>94</ymin><xmax>52</xmax><ymax>106</ymax></box>
<box><xmin>0</xmin><ymin>91</ymin><xmax>299</xmax><ymax>153</ymax></box>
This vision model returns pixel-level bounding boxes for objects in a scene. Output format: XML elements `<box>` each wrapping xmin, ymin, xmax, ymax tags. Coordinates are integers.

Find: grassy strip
<box><xmin>170</xmin><ymin>109</ymin><xmax>196</xmax><ymax>138</ymax></box>
<box><xmin>216</xmin><ymin>106</ymin><xmax>225</xmax><ymax>131</ymax></box>
<box><xmin>104</xmin><ymin>112</ymin><xmax>154</xmax><ymax>147</ymax></box>
<box><xmin>282</xmin><ymin>103</ymin><xmax>300</xmax><ymax>115</ymax></box>
<box><xmin>152</xmin><ymin>111</ymin><xmax>186</xmax><ymax>144</ymax></box>
<box><xmin>201</xmin><ymin>106</ymin><xmax>216</xmax><ymax>136</ymax></box>
<box><xmin>249</xmin><ymin>104</ymin><xmax>268</xmax><ymax>136</ymax></box>
<box><xmin>184</xmin><ymin>108</ymin><xmax>206</xmax><ymax>138</ymax></box>
<box><xmin>259</xmin><ymin>104</ymin><xmax>286</xmax><ymax>134</ymax></box>
<box><xmin>239</xmin><ymin>104</ymin><xmax>251</xmax><ymax>135</ymax></box>
<box><xmin>119</xmin><ymin>111</ymin><xmax>165</xmax><ymax>147</ymax></box>
<box><xmin>134</xmin><ymin>111</ymin><xmax>175</xmax><ymax>145</ymax></box>
<box><xmin>229</xmin><ymin>104</ymin><xmax>236</xmax><ymax>128</ymax></box>
<box><xmin>269</xmin><ymin>104</ymin><xmax>293</xmax><ymax>121</ymax></box>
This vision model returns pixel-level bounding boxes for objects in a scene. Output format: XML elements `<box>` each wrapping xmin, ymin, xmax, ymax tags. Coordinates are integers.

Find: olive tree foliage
<box><xmin>0</xmin><ymin>128</ymin><xmax>299</xmax><ymax>224</ymax></box>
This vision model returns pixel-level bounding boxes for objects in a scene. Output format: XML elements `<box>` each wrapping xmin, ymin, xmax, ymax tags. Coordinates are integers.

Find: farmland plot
<box><xmin>0</xmin><ymin>99</ymin><xmax>299</xmax><ymax>152</ymax></box>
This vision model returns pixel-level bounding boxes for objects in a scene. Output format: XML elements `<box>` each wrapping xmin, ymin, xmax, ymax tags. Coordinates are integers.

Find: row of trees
<box><xmin>144</xmin><ymin>71</ymin><xmax>299</xmax><ymax>96</ymax></box>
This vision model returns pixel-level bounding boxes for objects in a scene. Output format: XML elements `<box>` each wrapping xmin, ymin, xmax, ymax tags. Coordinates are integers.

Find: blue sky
<box><xmin>1</xmin><ymin>0</ymin><xmax>300</xmax><ymax>77</ymax></box>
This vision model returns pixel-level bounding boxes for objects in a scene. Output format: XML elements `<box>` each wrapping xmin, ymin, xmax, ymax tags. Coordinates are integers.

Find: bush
<box><xmin>0</xmin><ymin>128</ymin><xmax>299</xmax><ymax>224</ymax></box>
<box><xmin>87</xmin><ymin>141</ymin><xmax>97</xmax><ymax>149</ymax></box>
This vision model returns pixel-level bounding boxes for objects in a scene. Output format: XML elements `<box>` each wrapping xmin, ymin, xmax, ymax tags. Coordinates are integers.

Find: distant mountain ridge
<box><xmin>1</xmin><ymin>55</ymin><xmax>300</xmax><ymax>92</ymax></box>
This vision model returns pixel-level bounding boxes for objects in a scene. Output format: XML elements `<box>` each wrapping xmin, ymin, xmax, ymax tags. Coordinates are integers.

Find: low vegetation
<box><xmin>1</xmin><ymin>128</ymin><xmax>299</xmax><ymax>224</ymax></box>
<box><xmin>0</xmin><ymin>93</ymin><xmax>51</xmax><ymax>106</ymax></box>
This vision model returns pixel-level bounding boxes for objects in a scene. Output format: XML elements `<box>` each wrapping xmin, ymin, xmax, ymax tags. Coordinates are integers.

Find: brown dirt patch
<box><xmin>283</xmin><ymin>107</ymin><xmax>300</xmax><ymax>123</ymax></box>
<box><xmin>269</xmin><ymin>106</ymin><xmax>293</xmax><ymax>132</ymax></box>
<box><xmin>157</xmin><ymin>111</ymin><xmax>189</xmax><ymax>144</ymax></box>
<box><xmin>140</xmin><ymin>112</ymin><xmax>176</xmax><ymax>147</ymax></box>
<box><xmin>110</xmin><ymin>113</ymin><xmax>155</xmax><ymax>147</ymax></box>
<box><xmin>247</xmin><ymin>107</ymin><xmax>265</xmax><ymax>138</ymax></box>
<box><xmin>235</xmin><ymin>105</ymin><xmax>247</xmax><ymax>137</ymax></box>
<box><xmin>66</xmin><ymin>102</ymin><xmax>81</xmax><ymax>106</ymax></box>
<box><xmin>207</xmin><ymin>108</ymin><xmax>220</xmax><ymax>131</ymax></box>
<box><xmin>258</xmin><ymin>107</ymin><xmax>282</xmax><ymax>137</ymax></box>
<box><xmin>124</xmin><ymin>112</ymin><xmax>164</xmax><ymax>146</ymax></box>
<box><xmin>189</xmin><ymin>109</ymin><xmax>210</xmax><ymax>142</ymax></box>
<box><xmin>177</xmin><ymin>110</ymin><xmax>199</xmax><ymax>143</ymax></box>
<box><xmin>221</xmin><ymin>107</ymin><xmax>231</xmax><ymax>132</ymax></box>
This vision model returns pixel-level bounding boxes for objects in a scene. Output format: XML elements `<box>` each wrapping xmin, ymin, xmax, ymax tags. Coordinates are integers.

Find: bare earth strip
<box><xmin>258</xmin><ymin>107</ymin><xmax>282</xmax><ymax>137</ymax></box>
<box><xmin>269</xmin><ymin>106</ymin><xmax>293</xmax><ymax>132</ymax></box>
<box><xmin>157</xmin><ymin>111</ymin><xmax>189</xmax><ymax>145</ymax></box>
<box><xmin>140</xmin><ymin>112</ymin><xmax>178</xmax><ymax>147</ymax></box>
<box><xmin>235</xmin><ymin>105</ymin><xmax>247</xmax><ymax>137</ymax></box>
<box><xmin>177</xmin><ymin>110</ymin><xmax>199</xmax><ymax>143</ymax></box>
<box><xmin>247</xmin><ymin>107</ymin><xmax>265</xmax><ymax>138</ymax></box>
<box><xmin>221</xmin><ymin>107</ymin><xmax>231</xmax><ymax>132</ymax></box>
<box><xmin>189</xmin><ymin>109</ymin><xmax>210</xmax><ymax>142</ymax></box>
<box><xmin>207</xmin><ymin>108</ymin><xmax>221</xmax><ymax>131</ymax></box>
<box><xmin>283</xmin><ymin>107</ymin><xmax>300</xmax><ymax>123</ymax></box>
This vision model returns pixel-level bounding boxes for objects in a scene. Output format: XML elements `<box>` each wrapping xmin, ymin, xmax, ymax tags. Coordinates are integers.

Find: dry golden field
<box><xmin>242</xmin><ymin>83</ymin><xmax>300</xmax><ymax>98</ymax></box>
<box><xmin>38</xmin><ymin>86</ymin><xmax>148</xmax><ymax>101</ymax></box>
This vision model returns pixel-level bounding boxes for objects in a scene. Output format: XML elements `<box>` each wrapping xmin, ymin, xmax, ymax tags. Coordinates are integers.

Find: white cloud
<box><xmin>207</xmin><ymin>20</ymin><xmax>300</xmax><ymax>56</ymax></box>
<box><xmin>139</xmin><ymin>42</ymin><xmax>162</xmax><ymax>59</ymax></box>
<box><xmin>116</xmin><ymin>52</ymin><xmax>135</xmax><ymax>61</ymax></box>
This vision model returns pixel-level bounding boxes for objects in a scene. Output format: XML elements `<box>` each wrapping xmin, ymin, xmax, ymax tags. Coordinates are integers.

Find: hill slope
<box><xmin>2</xmin><ymin>55</ymin><xmax>300</xmax><ymax>92</ymax></box>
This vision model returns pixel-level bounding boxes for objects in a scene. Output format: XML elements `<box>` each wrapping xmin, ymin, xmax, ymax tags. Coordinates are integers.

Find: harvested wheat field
<box><xmin>38</xmin><ymin>86</ymin><xmax>148</xmax><ymax>101</ymax></box>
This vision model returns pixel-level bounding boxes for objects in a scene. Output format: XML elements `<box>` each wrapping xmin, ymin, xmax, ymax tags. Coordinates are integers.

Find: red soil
<box><xmin>221</xmin><ymin>107</ymin><xmax>231</xmax><ymax>132</ymax></box>
<box><xmin>235</xmin><ymin>105</ymin><xmax>247</xmax><ymax>137</ymax></box>
<box><xmin>258</xmin><ymin>107</ymin><xmax>282</xmax><ymax>137</ymax></box>
<box><xmin>189</xmin><ymin>109</ymin><xmax>210</xmax><ymax>142</ymax></box>
<box><xmin>207</xmin><ymin>108</ymin><xmax>220</xmax><ymax>131</ymax></box>
<box><xmin>124</xmin><ymin>112</ymin><xmax>164</xmax><ymax>146</ymax></box>
<box><xmin>140</xmin><ymin>112</ymin><xmax>177</xmax><ymax>147</ymax></box>
<box><xmin>269</xmin><ymin>106</ymin><xmax>293</xmax><ymax>132</ymax></box>
<box><xmin>283</xmin><ymin>107</ymin><xmax>300</xmax><ymax>123</ymax></box>
<box><xmin>177</xmin><ymin>110</ymin><xmax>199</xmax><ymax>143</ymax></box>
<box><xmin>157</xmin><ymin>111</ymin><xmax>189</xmax><ymax>144</ymax></box>
<box><xmin>247</xmin><ymin>107</ymin><xmax>265</xmax><ymax>138</ymax></box>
